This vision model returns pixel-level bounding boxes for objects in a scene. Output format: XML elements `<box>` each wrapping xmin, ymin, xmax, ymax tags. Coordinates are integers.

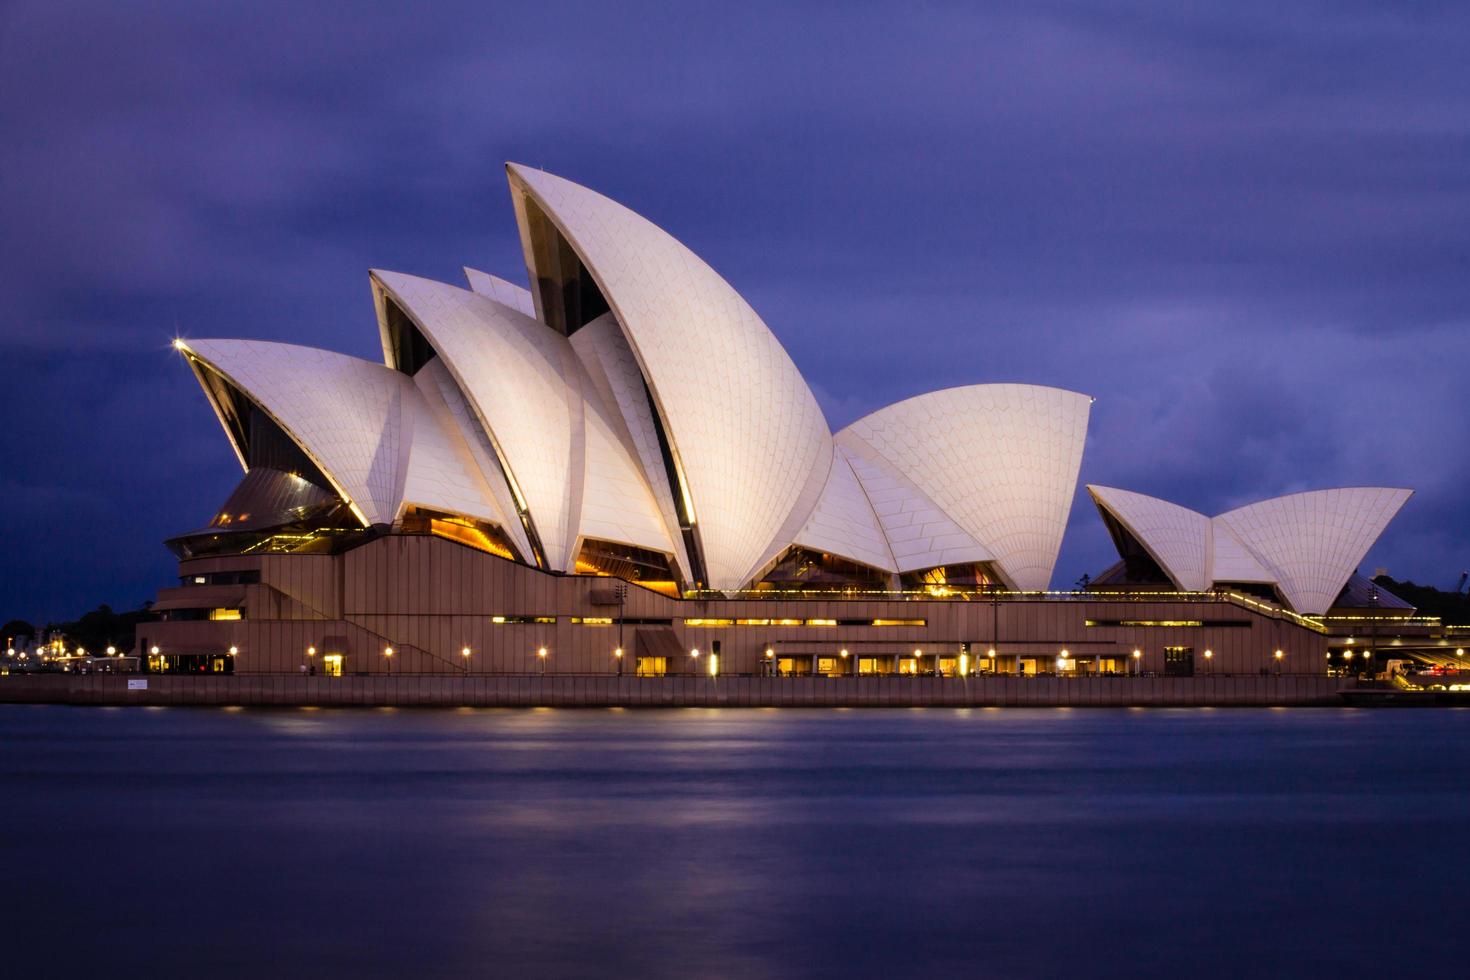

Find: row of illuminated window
<box><xmin>490</xmin><ymin>616</ymin><xmax>674</xmax><ymax>626</ymax></box>
<box><xmin>159</xmin><ymin>607</ymin><xmax>243</xmax><ymax>622</ymax></box>
<box><xmin>683</xmin><ymin>618</ymin><xmax>926</xmax><ymax>628</ymax></box>
<box><xmin>1084</xmin><ymin>619</ymin><xmax>1251</xmax><ymax>628</ymax></box>
<box><xmin>488</xmin><ymin>616</ymin><xmax>927</xmax><ymax>628</ymax></box>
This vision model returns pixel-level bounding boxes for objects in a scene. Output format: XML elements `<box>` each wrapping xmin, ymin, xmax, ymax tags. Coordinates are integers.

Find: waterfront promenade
<box><xmin>0</xmin><ymin>673</ymin><xmax>1346</xmax><ymax>707</ymax></box>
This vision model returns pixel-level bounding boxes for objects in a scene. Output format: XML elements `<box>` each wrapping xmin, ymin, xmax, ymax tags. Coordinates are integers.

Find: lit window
<box><xmin>209</xmin><ymin>608</ymin><xmax>242</xmax><ymax>621</ymax></box>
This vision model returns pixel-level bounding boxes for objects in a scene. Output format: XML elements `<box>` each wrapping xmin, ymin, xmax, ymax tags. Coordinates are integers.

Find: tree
<box><xmin>1372</xmin><ymin>575</ymin><xmax>1470</xmax><ymax>626</ymax></box>
<box><xmin>44</xmin><ymin>604</ymin><xmax>158</xmax><ymax>655</ymax></box>
<box><xmin>1</xmin><ymin>619</ymin><xmax>36</xmax><ymax>643</ymax></box>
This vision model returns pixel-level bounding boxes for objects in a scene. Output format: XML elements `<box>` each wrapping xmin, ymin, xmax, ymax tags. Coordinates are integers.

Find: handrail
<box><xmin>681</xmin><ymin>585</ymin><xmax>1329</xmax><ymax>632</ymax></box>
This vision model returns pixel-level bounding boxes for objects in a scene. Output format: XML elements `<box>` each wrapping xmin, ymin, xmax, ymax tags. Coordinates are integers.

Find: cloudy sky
<box><xmin>2</xmin><ymin>1</ymin><xmax>1467</xmax><ymax>622</ymax></box>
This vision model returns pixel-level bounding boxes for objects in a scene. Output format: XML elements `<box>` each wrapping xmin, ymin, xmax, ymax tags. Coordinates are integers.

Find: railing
<box><xmin>685</xmin><ymin>586</ymin><xmax>1224</xmax><ymax>602</ymax></box>
<box><xmin>682</xmin><ymin>586</ymin><xmax>1330</xmax><ymax>633</ymax></box>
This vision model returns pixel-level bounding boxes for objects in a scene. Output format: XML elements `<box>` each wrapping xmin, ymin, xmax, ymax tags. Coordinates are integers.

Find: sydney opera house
<box><xmin>142</xmin><ymin>164</ymin><xmax>1417</xmax><ymax>679</ymax></box>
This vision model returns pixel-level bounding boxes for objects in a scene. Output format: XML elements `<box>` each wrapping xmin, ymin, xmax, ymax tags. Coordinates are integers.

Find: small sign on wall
<box><xmin>127</xmin><ymin>679</ymin><xmax>148</xmax><ymax>691</ymax></box>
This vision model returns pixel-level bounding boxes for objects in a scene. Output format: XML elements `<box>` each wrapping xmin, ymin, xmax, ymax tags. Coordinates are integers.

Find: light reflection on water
<box><xmin>1</xmin><ymin>705</ymin><xmax>1467</xmax><ymax>979</ymax></box>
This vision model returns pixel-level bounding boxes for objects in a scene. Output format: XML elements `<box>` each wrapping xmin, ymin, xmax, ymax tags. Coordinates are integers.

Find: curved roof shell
<box><xmin>374</xmin><ymin>270</ymin><xmax>676</xmax><ymax>570</ymax></box>
<box><xmin>178</xmin><ymin>339</ymin><xmax>500</xmax><ymax>531</ymax></box>
<box><xmin>372</xmin><ymin>270</ymin><xmax>582</xmax><ymax>568</ymax></box>
<box><xmin>1207</xmin><ymin>519</ymin><xmax>1275</xmax><ymax>585</ymax></box>
<box><xmin>463</xmin><ymin>267</ymin><xmax>536</xmax><ymax>318</ymax></box>
<box><xmin>569</xmin><ymin>314</ymin><xmax>688</xmax><ymax>574</ymax></box>
<box><xmin>1216</xmin><ymin>487</ymin><xmax>1413</xmax><ymax>615</ymax></box>
<box><xmin>792</xmin><ymin>447</ymin><xmax>899</xmax><ymax>573</ymax></box>
<box><xmin>1087</xmin><ymin>486</ymin><xmax>1212</xmax><ymax>591</ymax></box>
<box><xmin>404</xmin><ymin>358</ymin><xmax>513</xmax><ymax>529</ymax></box>
<box><xmin>841</xmin><ymin>384</ymin><xmax>1092</xmax><ymax>591</ymax></box>
<box><xmin>1089</xmin><ymin>484</ymin><xmax>1413</xmax><ymax>614</ymax></box>
<box><xmin>833</xmin><ymin>441</ymin><xmax>990</xmax><ymax>574</ymax></box>
<box><xmin>506</xmin><ymin>164</ymin><xmax>833</xmax><ymax>590</ymax></box>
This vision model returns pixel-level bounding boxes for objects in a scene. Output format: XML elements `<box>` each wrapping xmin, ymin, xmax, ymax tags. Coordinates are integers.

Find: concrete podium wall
<box><xmin>0</xmin><ymin>673</ymin><xmax>1347</xmax><ymax>707</ymax></box>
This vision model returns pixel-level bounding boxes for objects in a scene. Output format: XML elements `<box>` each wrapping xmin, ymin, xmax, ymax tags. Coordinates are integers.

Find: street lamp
<box><xmin>690</xmin><ymin>648</ymin><xmax>700</xmax><ymax>675</ymax></box>
<box><xmin>1273</xmin><ymin>649</ymin><xmax>1284</xmax><ymax>675</ymax></box>
<box><xmin>614</xmin><ymin>646</ymin><xmax>624</xmax><ymax>676</ymax></box>
<box><xmin>537</xmin><ymin>646</ymin><xmax>548</xmax><ymax>675</ymax></box>
<box><xmin>1203</xmin><ymin>649</ymin><xmax>1213</xmax><ymax>675</ymax></box>
<box><xmin>106</xmin><ymin>645</ymin><xmax>116</xmax><ymax>657</ymax></box>
<box><xmin>228</xmin><ymin>646</ymin><xmax>237</xmax><ymax>656</ymax></box>
<box><xmin>384</xmin><ymin>646</ymin><xmax>394</xmax><ymax>674</ymax></box>
<box><xmin>461</xmin><ymin>646</ymin><xmax>472</xmax><ymax>674</ymax></box>
<box><xmin>1132</xmin><ymin>649</ymin><xmax>1142</xmax><ymax>677</ymax></box>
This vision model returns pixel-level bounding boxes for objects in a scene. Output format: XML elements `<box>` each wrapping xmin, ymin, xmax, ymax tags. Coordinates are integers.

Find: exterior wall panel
<box><xmin>151</xmin><ymin>535</ymin><xmax>1331</xmax><ymax>679</ymax></box>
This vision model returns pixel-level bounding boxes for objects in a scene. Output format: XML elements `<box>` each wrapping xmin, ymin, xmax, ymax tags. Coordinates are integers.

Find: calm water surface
<box><xmin>2</xmin><ymin>705</ymin><xmax>1466</xmax><ymax>978</ymax></box>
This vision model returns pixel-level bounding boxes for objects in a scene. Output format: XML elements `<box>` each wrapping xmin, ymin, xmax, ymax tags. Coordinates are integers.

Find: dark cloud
<box><xmin>2</xmin><ymin>0</ymin><xmax>1467</xmax><ymax>620</ymax></box>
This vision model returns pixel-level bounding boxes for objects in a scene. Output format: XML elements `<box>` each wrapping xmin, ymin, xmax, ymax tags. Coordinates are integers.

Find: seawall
<box><xmin>0</xmin><ymin>674</ymin><xmax>1348</xmax><ymax>707</ymax></box>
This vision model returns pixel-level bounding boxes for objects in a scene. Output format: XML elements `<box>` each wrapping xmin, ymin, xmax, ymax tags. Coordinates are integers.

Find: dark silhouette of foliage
<box><xmin>42</xmin><ymin>604</ymin><xmax>159</xmax><ymax>654</ymax></box>
<box><xmin>1373</xmin><ymin>575</ymin><xmax>1470</xmax><ymax>625</ymax></box>
<box><xmin>2</xmin><ymin>619</ymin><xmax>36</xmax><ymax>644</ymax></box>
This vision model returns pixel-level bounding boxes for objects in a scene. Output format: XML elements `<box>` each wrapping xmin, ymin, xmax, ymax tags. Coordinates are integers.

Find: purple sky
<box><xmin>2</xmin><ymin>1</ymin><xmax>1467</xmax><ymax>622</ymax></box>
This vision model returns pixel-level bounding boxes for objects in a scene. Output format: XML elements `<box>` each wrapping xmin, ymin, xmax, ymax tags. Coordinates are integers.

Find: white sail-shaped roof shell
<box><xmin>411</xmin><ymin>354</ymin><xmax>534</xmax><ymax>561</ymax></box>
<box><xmin>179</xmin><ymin>340</ymin><xmax>501</xmax><ymax>531</ymax></box>
<box><xmin>575</xmin><ymin>368</ymin><xmax>678</xmax><ymax>561</ymax></box>
<box><xmin>506</xmin><ymin>164</ymin><xmax>833</xmax><ymax>590</ymax></box>
<box><xmin>1207</xmin><ymin>519</ymin><xmax>1275</xmax><ymax>585</ymax></box>
<box><xmin>404</xmin><ymin>359</ymin><xmax>512</xmax><ymax>529</ymax></box>
<box><xmin>834</xmin><ymin>440</ymin><xmax>990</xmax><ymax>573</ymax></box>
<box><xmin>570</xmin><ymin>313</ymin><xmax>689</xmax><ymax>575</ymax></box>
<box><xmin>372</xmin><ymin>270</ymin><xmax>582</xmax><ymax>568</ymax></box>
<box><xmin>1089</xmin><ymin>485</ymin><xmax>1412</xmax><ymax>614</ymax></box>
<box><xmin>463</xmin><ymin>267</ymin><xmax>536</xmax><ymax>318</ymax></box>
<box><xmin>1088</xmin><ymin>486</ymin><xmax>1212</xmax><ymax>592</ymax></box>
<box><xmin>792</xmin><ymin>447</ymin><xmax>899</xmax><ymax>573</ymax></box>
<box><xmin>841</xmin><ymin>384</ymin><xmax>1091</xmax><ymax>591</ymax></box>
<box><xmin>1216</xmin><ymin>488</ymin><xmax>1413</xmax><ymax>615</ymax></box>
<box><xmin>374</xmin><ymin>271</ymin><xmax>675</xmax><ymax>569</ymax></box>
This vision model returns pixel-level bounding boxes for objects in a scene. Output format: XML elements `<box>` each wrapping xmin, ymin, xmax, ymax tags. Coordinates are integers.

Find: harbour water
<box><xmin>2</xmin><ymin>705</ymin><xmax>1466</xmax><ymax>978</ymax></box>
